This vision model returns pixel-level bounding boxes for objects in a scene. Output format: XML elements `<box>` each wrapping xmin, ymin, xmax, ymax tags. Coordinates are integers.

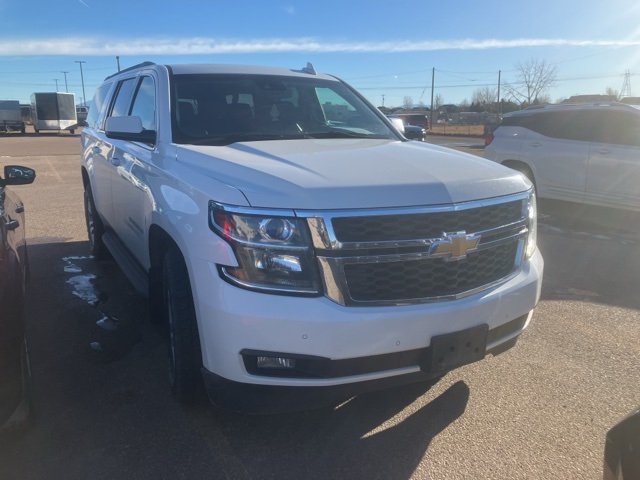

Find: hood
<box><xmin>176</xmin><ymin>139</ymin><xmax>529</xmax><ymax>210</ymax></box>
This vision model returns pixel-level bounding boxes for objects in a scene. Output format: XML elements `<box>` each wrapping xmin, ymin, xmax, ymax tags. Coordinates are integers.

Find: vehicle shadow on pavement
<box><xmin>201</xmin><ymin>380</ymin><xmax>470</xmax><ymax>480</ymax></box>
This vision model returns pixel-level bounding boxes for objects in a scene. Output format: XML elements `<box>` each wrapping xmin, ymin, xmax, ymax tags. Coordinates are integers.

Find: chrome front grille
<box><xmin>344</xmin><ymin>242</ymin><xmax>519</xmax><ymax>302</ymax></box>
<box><xmin>300</xmin><ymin>192</ymin><xmax>532</xmax><ymax>306</ymax></box>
<box><xmin>331</xmin><ymin>201</ymin><xmax>522</xmax><ymax>243</ymax></box>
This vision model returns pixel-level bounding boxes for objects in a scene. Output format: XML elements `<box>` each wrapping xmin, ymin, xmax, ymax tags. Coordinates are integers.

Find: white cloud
<box><xmin>0</xmin><ymin>37</ymin><xmax>638</xmax><ymax>56</ymax></box>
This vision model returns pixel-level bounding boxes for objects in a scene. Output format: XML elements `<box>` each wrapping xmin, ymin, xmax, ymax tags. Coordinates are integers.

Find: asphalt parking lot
<box><xmin>0</xmin><ymin>129</ymin><xmax>638</xmax><ymax>479</ymax></box>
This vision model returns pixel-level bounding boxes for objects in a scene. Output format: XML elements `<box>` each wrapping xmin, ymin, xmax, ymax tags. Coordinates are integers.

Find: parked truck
<box><xmin>30</xmin><ymin>92</ymin><xmax>77</xmax><ymax>134</ymax></box>
<box><xmin>0</xmin><ymin>100</ymin><xmax>26</xmax><ymax>134</ymax></box>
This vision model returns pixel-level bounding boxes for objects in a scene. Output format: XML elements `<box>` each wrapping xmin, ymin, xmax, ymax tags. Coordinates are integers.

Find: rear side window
<box><xmin>508</xmin><ymin>111</ymin><xmax>596</xmax><ymax>142</ymax></box>
<box><xmin>595</xmin><ymin>110</ymin><xmax>640</xmax><ymax>147</ymax></box>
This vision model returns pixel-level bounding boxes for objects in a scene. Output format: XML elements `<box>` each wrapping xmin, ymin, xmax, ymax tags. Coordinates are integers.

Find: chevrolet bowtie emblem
<box><xmin>430</xmin><ymin>231</ymin><xmax>481</xmax><ymax>261</ymax></box>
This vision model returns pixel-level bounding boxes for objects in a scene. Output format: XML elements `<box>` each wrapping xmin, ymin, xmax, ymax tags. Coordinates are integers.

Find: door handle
<box><xmin>5</xmin><ymin>219</ymin><xmax>19</xmax><ymax>231</ymax></box>
<box><xmin>595</xmin><ymin>148</ymin><xmax>611</xmax><ymax>155</ymax></box>
<box><xmin>528</xmin><ymin>142</ymin><xmax>541</xmax><ymax>148</ymax></box>
<box><xmin>110</xmin><ymin>157</ymin><xmax>122</xmax><ymax>166</ymax></box>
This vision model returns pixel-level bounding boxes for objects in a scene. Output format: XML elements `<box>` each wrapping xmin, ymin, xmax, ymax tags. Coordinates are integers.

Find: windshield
<box><xmin>170</xmin><ymin>74</ymin><xmax>398</xmax><ymax>145</ymax></box>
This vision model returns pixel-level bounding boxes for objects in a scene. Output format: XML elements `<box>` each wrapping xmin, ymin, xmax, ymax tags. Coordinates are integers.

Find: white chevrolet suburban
<box><xmin>80</xmin><ymin>62</ymin><xmax>543</xmax><ymax>413</ymax></box>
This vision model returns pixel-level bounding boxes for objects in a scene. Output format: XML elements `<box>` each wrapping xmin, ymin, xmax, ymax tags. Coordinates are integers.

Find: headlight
<box><xmin>524</xmin><ymin>191</ymin><xmax>537</xmax><ymax>259</ymax></box>
<box><xmin>209</xmin><ymin>202</ymin><xmax>321</xmax><ymax>294</ymax></box>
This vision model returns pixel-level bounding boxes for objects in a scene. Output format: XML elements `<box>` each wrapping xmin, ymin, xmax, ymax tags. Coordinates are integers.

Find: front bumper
<box><xmin>188</xmin><ymin>247</ymin><xmax>542</xmax><ymax>410</ymax></box>
<box><xmin>202</xmin><ymin>319</ymin><xmax>523</xmax><ymax>413</ymax></box>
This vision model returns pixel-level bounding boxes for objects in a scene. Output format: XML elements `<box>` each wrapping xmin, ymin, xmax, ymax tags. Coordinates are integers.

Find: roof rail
<box><xmin>104</xmin><ymin>61</ymin><xmax>156</xmax><ymax>81</ymax></box>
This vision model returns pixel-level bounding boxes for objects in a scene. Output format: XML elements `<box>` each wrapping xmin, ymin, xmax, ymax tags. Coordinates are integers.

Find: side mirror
<box><xmin>105</xmin><ymin>116</ymin><xmax>156</xmax><ymax>144</ymax></box>
<box><xmin>386</xmin><ymin>116</ymin><xmax>405</xmax><ymax>133</ymax></box>
<box><xmin>1</xmin><ymin>165</ymin><xmax>36</xmax><ymax>186</ymax></box>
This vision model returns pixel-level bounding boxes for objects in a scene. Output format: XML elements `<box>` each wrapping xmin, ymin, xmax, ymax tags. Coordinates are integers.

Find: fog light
<box><xmin>257</xmin><ymin>356</ymin><xmax>296</xmax><ymax>369</ymax></box>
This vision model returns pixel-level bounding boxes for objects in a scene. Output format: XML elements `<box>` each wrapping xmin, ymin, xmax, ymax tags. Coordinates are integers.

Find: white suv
<box><xmin>484</xmin><ymin>103</ymin><xmax>640</xmax><ymax>212</ymax></box>
<box><xmin>81</xmin><ymin>62</ymin><xmax>543</xmax><ymax>413</ymax></box>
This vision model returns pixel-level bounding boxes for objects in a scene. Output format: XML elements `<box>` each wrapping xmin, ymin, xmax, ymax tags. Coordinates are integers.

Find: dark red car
<box><xmin>0</xmin><ymin>165</ymin><xmax>36</xmax><ymax>432</ymax></box>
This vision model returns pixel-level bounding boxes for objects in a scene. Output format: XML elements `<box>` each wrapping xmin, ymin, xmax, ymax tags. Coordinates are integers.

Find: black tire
<box><xmin>162</xmin><ymin>247</ymin><xmax>203</xmax><ymax>403</ymax></box>
<box><xmin>34</xmin><ymin>128</ymin><xmax>39</xmax><ymax>134</ymax></box>
<box><xmin>83</xmin><ymin>184</ymin><xmax>107</xmax><ymax>258</ymax></box>
<box><xmin>70</xmin><ymin>129</ymin><xmax>75</xmax><ymax>135</ymax></box>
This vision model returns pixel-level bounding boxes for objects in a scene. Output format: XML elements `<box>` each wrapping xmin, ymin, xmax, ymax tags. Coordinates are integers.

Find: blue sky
<box><xmin>1</xmin><ymin>0</ymin><xmax>639</xmax><ymax>107</ymax></box>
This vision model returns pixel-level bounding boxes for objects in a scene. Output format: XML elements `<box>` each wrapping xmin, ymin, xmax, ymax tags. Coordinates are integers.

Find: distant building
<box><xmin>562</xmin><ymin>94</ymin><xmax>617</xmax><ymax>103</ymax></box>
<box><xmin>621</xmin><ymin>97</ymin><xmax>640</xmax><ymax>105</ymax></box>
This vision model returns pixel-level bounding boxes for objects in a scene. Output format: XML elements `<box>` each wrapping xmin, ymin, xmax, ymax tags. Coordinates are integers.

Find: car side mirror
<box><xmin>105</xmin><ymin>116</ymin><xmax>156</xmax><ymax>144</ymax></box>
<box><xmin>387</xmin><ymin>116</ymin><xmax>405</xmax><ymax>133</ymax></box>
<box><xmin>1</xmin><ymin>165</ymin><xmax>36</xmax><ymax>186</ymax></box>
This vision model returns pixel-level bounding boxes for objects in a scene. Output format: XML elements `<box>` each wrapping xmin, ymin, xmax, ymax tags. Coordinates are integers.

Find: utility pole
<box><xmin>429</xmin><ymin>67</ymin><xmax>435</xmax><ymax>129</ymax></box>
<box><xmin>497</xmin><ymin>70</ymin><xmax>501</xmax><ymax>115</ymax></box>
<box><xmin>621</xmin><ymin>70</ymin><xmax>631</xmax><ymax>98</ymax></box>
<box><xmin>54</xmin><ymin>79</ymin><xmax>59</xmax><ymax>91</ymax></box>
<box><xmin>61</xmin><ymin>71</ymin><xmax>69</xmax><ymax>92</ymax></box>
<box><xmin>116</xmin><ymin>56</ymin><xmax>121</xmax><ymax>72</ymax></box>
<box><xmin>381</xmin><ymin>94</ymin><xmax>385</xmax><ymax>107</ymax></box>
<box><xmin>75</xmin><ymin>61</ymin><xmax>87</xmax><ymax>106</ymax></box>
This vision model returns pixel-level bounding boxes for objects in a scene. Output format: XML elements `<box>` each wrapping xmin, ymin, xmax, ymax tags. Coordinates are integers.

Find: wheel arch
<box><xmin>81</xmin><ymin>165</ymin><xmax>90</xmax><ymax>187</ymax></box>
<box><xmin>501</xmin><ymin>160</ymin><xmax>537</xmax><ymax>191</ymax></box>
<box><xmin>147</xmin><ymin>224</ymin><xmax>181</xmax><ymax>325</ymax></box>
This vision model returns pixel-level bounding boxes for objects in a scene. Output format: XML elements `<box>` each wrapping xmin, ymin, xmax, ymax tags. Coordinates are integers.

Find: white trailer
<box><xmin>0</xmin><ymin>100</ymin><xmax>26</xmax><ymax>134</ymax></box>
<box><xmin>30</xmin><ymin>92</ymin><xmax>78</xmax><ymax>134</ymax></box>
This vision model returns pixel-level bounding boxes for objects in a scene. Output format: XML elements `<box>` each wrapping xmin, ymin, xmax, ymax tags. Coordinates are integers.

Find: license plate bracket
<box><xmin>425</xmin><ymin>324</ymin><xmax>489</xmax><ymax>374</ymax></box>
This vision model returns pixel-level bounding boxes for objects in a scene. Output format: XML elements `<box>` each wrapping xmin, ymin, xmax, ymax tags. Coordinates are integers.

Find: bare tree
<box><xmin>605</xmin><ymin>86</ymin><xmax>621</xmax><ymax>100</ymax></box>
<box><xmin>503</xmin><ymin>58</ymin><xmax>557</xmax><ymax>106</ymax></box>
<box><xmin>471</xmin><ymin>87</ymin><xmax>498</xmax><ymax>111</ymax></box>
<box><xmin>402</xmin><ymin>96</ymin><xmax>414</xmax><ymax>109</ymax></box>
<box><xmin>433</xmin><ymin>93</ymin><xmax>444</xmax><ymax>109</ymax></box>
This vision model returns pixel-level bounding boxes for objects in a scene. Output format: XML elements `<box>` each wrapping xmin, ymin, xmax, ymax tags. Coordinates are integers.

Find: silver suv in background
<box><xmin>484</xmin><ymin>103</ymin><xmax>640</xmax><ymax>212</ymax></box>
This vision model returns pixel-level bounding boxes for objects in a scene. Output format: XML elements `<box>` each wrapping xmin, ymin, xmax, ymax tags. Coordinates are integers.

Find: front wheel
<box><xmin>83</xmin><ymin>184</ymin><xmax>107</xmax><ymax>258</ymax></box>
<box><xmin>162</xmin><ymin>247</ymin><xmax>203</xmax><ymax>403</ymax></box>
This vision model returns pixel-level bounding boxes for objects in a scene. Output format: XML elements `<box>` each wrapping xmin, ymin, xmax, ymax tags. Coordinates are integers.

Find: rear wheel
<box><xmin>83</xmin><ymin>184</ymin><xmax>107</xmax><ymax>258</ymax></box>
<box><xmin>162</xmin><ymin>247</ymin><xmax>203</xmax><ymax>403</ymax></box>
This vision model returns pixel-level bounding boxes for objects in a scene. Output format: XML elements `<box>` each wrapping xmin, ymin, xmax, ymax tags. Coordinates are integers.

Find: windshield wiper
<box><xmin>306</xmin><ymin>130</ymin><xmax>389</xmax><ymax>139</ymax></box>
<box><xmin>187</xmin><ymin>133</ymin><xmax>307</xmax><ymax>146</ymax></box>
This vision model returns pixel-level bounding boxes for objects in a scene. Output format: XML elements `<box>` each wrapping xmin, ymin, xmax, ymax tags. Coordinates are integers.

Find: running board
<box><xmin>101</xmin><ymin>231</ymin><xmax>149</xmax><ymax>298</ymax></box>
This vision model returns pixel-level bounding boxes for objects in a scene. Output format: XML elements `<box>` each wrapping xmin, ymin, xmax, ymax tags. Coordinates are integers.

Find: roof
<box><xmin>503</xmin><ymin>102</ymin><xmax>640</xmax><ymax>117</ymax></box>
<box><xmin>105</xmin><ymin>61</ymin><xmax>337</xmax><ymax>82</ymax></box>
